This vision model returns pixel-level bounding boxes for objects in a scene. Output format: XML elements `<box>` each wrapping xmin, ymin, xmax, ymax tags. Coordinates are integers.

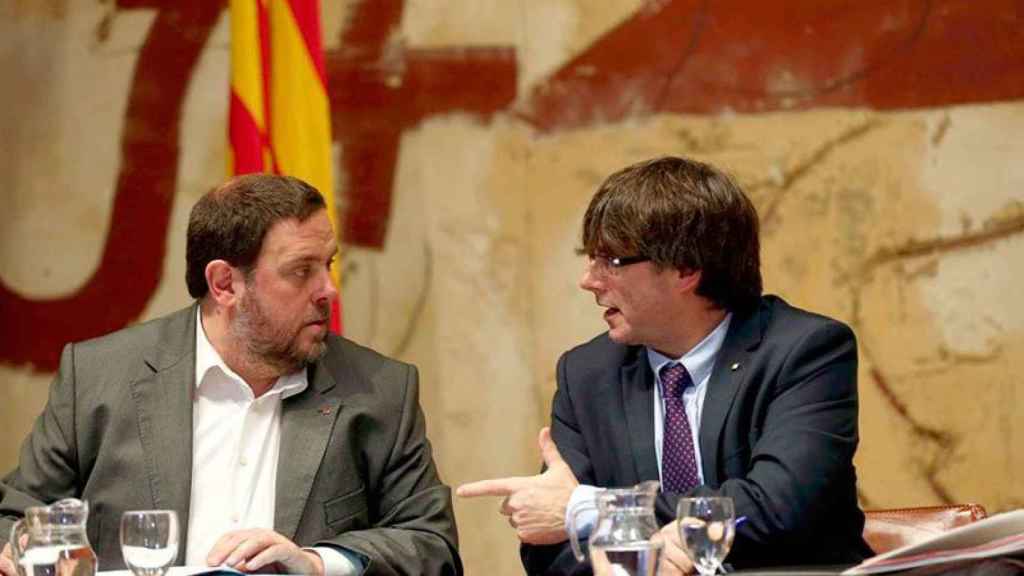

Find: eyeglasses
<box><xmin>586</xmin><ymin>254</ymin><xmax>651</xmax><ymax>276</ymax></box>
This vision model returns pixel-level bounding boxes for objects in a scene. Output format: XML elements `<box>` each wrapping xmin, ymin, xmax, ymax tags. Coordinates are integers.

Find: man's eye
<box><xmin>294</xmin><ymin>267</ymin><xmax>310</xmax><ymax>278</ymax></box>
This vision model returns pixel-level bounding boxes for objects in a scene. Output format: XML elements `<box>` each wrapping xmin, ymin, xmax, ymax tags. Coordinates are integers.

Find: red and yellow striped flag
<box><xmin>228</xmin><ymin>0</ymin><xmax>342</xmax><ymax>333</ymax></box>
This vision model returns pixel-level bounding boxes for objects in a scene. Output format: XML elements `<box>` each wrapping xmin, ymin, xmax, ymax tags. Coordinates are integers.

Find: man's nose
<box><xmin>314</xmin><ymin>266</ymin><xmax>339</xmax><ymax>303</ymax></box>
<box><xmin>579</xmin><ymin>266</ymin><xmax>601</xmax><ymax>293</ymax></box>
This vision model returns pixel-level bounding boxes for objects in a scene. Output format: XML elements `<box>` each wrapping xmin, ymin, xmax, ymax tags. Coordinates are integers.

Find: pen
<box><xmin>735</xmin><ymin>515</ymin><xmax>748</xmax><ymax>527</ymax></box>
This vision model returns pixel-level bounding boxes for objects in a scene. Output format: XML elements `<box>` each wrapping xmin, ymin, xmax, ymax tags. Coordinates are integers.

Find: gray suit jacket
<box><xmin>0</xmin><ymin>305</ymin><xmax>461</xmax><ymax>575</ymax></box>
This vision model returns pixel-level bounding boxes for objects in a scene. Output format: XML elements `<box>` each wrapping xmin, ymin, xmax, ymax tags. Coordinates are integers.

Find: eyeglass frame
<box><xmin>584</xmin><ymin>254</ymin><xmax>652</xmax><ymax>276</ymax></box>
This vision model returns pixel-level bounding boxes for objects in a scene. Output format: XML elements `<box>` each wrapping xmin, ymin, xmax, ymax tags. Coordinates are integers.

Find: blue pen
<box><xmin>735</xmin><ymin>516</ymin><xmax>748</xmax><ymax>527</ymax></box>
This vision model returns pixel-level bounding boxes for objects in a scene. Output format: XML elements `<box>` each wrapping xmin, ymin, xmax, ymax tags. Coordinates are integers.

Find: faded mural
<box><xmin>1</xmin><ymin>1</ymin><xmax>1022</xmax><ymax>574</ymax></box>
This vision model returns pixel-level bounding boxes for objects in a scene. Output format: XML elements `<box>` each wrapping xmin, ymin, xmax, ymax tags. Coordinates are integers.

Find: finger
<box><xmin>662</xmin><ymin>543</ymin><xmax>691</xmax><ymax>569</ymax></box>
<box><xmin>244</xmin><ymin>543</ymin><xmax>290</xmax><ymax>571</ymax></box>
<box><xmin>537</xmin><ymin>427</ymin><xmax>566</xmax><ymax>468</ymax></box>
<box><xmin>657</xmin><ymin>559</ymin><xmax>685</xmax><ymax>576</ymax></box>
<box><xmin>456</xmin><ymin>477</ymin><xmax>528</xmax><ymax>498</ymax></box>
<box><xmin>0</xmin><ymin>555</ymin><xmax>16</xmax><ymax>576</ymax></box>
<box><xmin>225</xmin><ymin>537</ymin><xmax>274</xmax><ymax>568</ymax></box>
<box><xmin>209</xmin><ymin>530</ymin><xmax>272</xmax><ymax>567</ymax></box>
<box><xmin>206</xmin><ymin>531</ymin><xmax>249</xmax><ymax>566</ymax></box>
<box><xmin>661</xmin><ymin>540</ymin><xmax>693</xmax><ymax>573</ymax></box>
<box><xmin>2</xmin><ymin>543</ymin><xmax>16</xmax><ymax>576</ymax></box>
<box><xmin>652</xmin><ymin>525</ymin><xmax>692</xmax><ymax>572</ymax></box>
<box><xmin>500</xmin><ymin>496</ymin><xmax>513</xmax><ymax>516</ymax></box>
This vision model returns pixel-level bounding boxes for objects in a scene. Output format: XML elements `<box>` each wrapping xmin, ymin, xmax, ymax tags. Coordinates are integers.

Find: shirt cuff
<box><xmin>307</xmin><ymin>546</ymin><xmax>366</xmax><ymax>576</ymax></box>
<box><xmin>565</xmin><ymin>484</ymin><xmax>602</xmax><ymax>538</ymax></box>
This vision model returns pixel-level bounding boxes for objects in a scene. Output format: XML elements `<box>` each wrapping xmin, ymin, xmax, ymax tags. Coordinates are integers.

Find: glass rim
<box><xmin>676</xmin><ymin>496</ymin><xmax>736</xmax><ymax>517</ymax></box>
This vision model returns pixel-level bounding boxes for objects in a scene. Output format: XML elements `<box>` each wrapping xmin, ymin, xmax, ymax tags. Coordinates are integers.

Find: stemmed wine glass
<box><xmin>676</xmin><ymin>497</ymin><xmax>736</xmax><ymax>576</ymax></box>
<box><xmin>120</xmin><ymin>510</ymin><xmax>179</xmax><ymax>576</ymax></box>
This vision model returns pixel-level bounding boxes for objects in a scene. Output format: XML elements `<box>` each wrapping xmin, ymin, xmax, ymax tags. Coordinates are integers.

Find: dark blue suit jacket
<box><xmin>522</xmin><ymin>296</ymin><xmax>873</xmax><ymax>574</ymax></box>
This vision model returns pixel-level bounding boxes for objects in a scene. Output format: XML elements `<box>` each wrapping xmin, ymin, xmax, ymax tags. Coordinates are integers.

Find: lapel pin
<box><xmin>318</xmin><ymin>405</ymin><xmax>333</xmax><ymax>416</ymax></box>
<box><xmin>730</xmin><ymin>362</ymin><xmax>741</xmax><ymax>371</ymax></box>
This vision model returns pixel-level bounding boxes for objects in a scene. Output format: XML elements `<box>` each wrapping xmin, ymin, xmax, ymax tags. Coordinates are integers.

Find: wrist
<box><xmin>303</xmin><ymin>549</ymin><xmax>326</xmax><ymax>576</ymax></box>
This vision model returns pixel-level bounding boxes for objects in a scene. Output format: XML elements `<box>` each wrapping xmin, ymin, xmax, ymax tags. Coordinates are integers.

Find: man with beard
<box><xmin>459</xmin><ymin>157</ymin><xmax>871</xmax><ymax>574</ymax></box>
<box><xmin>0</xmin><ymin>175</ymin><xmax>460</xmax><ymax>576</ymax></box>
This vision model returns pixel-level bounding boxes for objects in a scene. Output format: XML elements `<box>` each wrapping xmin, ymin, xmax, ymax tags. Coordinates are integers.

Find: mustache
<box><xmin>306</xmin><ymin>304</ymin><xmax>330</xmax><ymax>324</ymax></box>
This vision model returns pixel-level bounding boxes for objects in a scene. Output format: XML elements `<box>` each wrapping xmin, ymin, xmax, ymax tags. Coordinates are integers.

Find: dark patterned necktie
<box><xmin>661</xmin><ymin>362</ymin><xmax>701</xmax><ymax>492</ymax></box>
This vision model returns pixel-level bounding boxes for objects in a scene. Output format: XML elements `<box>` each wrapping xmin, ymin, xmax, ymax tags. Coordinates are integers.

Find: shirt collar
<box><xmin>647</xmin><ymin>313</ymin><xmax>732</xmax><ymax>386</ymax></box>
<box><xmin>195</xmin><ymin>307</ymin><xmax>308</xmax><ymax>399</ymax></box>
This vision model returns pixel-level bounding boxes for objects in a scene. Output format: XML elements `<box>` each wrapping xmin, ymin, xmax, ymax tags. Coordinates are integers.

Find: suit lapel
<box><xmin>621</xmin><ymin>349</ymin><xmax>659</xmax><ymax>484</ymax></box>
<box><xmin>275</xmin><ymin>354</ymin><xmax>342</xmax><ymax>540</ymax></box>
<box><xmin>699</xmin><ymin>306</ymin><xmax>764</xmax><ymax>487</ymax></box>
<box><xmin>130</xmin><ymin>306</ymin><xmax>196</xmax><ymax>549</ymax></box>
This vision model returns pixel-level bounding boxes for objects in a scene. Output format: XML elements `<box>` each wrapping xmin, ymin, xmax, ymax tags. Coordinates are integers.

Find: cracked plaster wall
<box><xmin>1</xmin><ymin>2</ymin><xmax>1022</xmax><ymax>575</ymax></box>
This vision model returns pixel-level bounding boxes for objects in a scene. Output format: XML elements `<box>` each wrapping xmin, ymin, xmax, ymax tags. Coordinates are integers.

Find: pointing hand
<box><xmin>457</xmin><ymin>427</ymin><xmax>579</xmax><ymax>544</ymax></box>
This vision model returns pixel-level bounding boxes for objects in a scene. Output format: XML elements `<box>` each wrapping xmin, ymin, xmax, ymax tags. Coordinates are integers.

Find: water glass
<box><xmin>120</xmin><ymin>511</ymin><xmax>179</xmax><ymax>576</ymax></box>
<box><xmin>676</xmin><ymin>497</ymin><xmax>735</xmax><ymax>576</ymax></box>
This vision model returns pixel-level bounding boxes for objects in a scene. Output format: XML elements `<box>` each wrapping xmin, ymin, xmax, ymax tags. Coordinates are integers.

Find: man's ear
<box><xmin>205</xmin><ymin>260</ymin><xmax>244</xmax><ymax>306</ymax></box>
<box><xmin>677</xmin><ymin>268</ymin><xmax>702</xmax><ymax>294</ymax></box>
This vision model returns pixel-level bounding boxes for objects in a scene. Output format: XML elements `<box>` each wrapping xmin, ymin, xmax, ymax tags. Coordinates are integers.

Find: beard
<box><xmin>232</xmin><ymin>289</ymin><xmax>330</xmax><ymax>374</ymax></box>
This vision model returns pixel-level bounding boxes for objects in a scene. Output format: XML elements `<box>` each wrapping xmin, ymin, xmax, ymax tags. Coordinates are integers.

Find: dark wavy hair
<box><xmin>580</xmin><ymin>156</ymin><xmax>763</xmax><ymax>313</ymax></box>
<box><xmin>185</xmin><ymin>173</ymin><xmax>326</xmax><ymax>298</ymax></box>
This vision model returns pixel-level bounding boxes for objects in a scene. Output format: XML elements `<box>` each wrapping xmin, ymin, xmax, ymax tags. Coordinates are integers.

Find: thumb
<box><xmin>538</xmin><ymin>427</ymin><xmax>566</xmax><ymax>468</ymax></box>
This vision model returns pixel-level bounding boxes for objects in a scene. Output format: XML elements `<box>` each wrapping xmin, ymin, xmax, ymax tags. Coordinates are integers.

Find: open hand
<box><xmin>457</xmin><ymin>427</ymin><xmax>579</xmax><ymax>545</ymax></box>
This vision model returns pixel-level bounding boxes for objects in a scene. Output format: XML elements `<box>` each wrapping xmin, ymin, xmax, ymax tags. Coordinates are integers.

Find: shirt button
<box><xmin>240</xmin><ymin>456</ymin><xmax>248</xmax><ymax>466</ymax></box>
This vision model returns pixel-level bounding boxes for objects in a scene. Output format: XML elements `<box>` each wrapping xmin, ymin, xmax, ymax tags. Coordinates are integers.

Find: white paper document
<box><xmin>842</xmin><ymin>509</ymin><xmax>1024</xmax><ymax>574</ymax></box>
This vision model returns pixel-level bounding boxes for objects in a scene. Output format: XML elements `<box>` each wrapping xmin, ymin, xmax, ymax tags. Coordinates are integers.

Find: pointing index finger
<box><xmin>456</xmin><ymin>476</ymin><xmax>531</xmax><ymax>498</ymax></box>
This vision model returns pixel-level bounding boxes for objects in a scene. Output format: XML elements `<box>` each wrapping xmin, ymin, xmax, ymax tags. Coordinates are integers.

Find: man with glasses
<box><xmin>459</xmin><ymin>156</ymin><xmax>872</xmax><ymax>574</ymax></box>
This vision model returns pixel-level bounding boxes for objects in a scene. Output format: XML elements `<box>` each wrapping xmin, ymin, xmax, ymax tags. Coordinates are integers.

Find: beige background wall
<box><xmin>2</xmin><ymin>1</ymin><xmax>1022</xmax><ymax>575</ymax></box>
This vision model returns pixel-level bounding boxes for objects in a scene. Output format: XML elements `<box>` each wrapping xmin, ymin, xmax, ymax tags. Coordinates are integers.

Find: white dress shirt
<box><xmin>565</xmin><ymin>314</ymin><xmax>732</xmax><ymax>532</ymax></box>
<box><xmin>188</xmin><ymin>310</ymin><xmax>358</xmax><ymax>575</ymax></box>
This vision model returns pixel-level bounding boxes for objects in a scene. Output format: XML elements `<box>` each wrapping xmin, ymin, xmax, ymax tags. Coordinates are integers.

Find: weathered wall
<box><xmin>2</xmin><ymin>1</ymin><xmax>1022</xmax><ymax>575</ymax></box>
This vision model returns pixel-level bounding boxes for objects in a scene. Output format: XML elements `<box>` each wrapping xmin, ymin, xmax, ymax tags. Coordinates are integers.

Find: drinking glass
<box><xmin>120</xmin><ymin>511</ymin><xmax>179</xmax><ymax>576</ymax></box>
<box><xmin>676</xmin><ymin>497</ymin><xmax>735</xmax><ymax>576</ymax></box>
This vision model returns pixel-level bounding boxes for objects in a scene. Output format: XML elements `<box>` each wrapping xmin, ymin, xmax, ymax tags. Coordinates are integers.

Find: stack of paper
<box><xmin>843</xmin><ymin>509</ymin><xmax>1024</xmax><ymax>574</ymax></box>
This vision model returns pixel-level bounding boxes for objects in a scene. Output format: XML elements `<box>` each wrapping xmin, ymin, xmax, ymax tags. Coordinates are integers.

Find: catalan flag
<box><xmin>229</xmin><ymin>0</ymin><xmax>342</xmax><ymax>333</ymax></box>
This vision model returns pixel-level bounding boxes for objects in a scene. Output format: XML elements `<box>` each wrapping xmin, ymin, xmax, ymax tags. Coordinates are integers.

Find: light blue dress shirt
<box><xmin>565</xmin><ymin>314</ymin><xmax>732</xmax><ymax>534</ymax></box>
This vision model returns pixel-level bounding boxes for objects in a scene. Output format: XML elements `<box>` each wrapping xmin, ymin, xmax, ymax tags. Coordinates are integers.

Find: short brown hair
<box><xmin>581</xmin><ymin>156</ymin><xmax>762</xmax><ymax>313</ymax></box>
<box><xmin>185</xmin><ymin>174</ymin><xmax>326</xmax><ymax>298</ymax></box>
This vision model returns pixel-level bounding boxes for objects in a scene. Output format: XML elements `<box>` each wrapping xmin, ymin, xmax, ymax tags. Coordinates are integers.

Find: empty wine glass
<box><xmin>120</xmin><ymin>511</ymin><xmax>179</xmax><ymax>576</ymax></box>
<box><xmin>676</xmin><ymin>497</ymin><xmax>735</xmax><ymax>576</ymax></box>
